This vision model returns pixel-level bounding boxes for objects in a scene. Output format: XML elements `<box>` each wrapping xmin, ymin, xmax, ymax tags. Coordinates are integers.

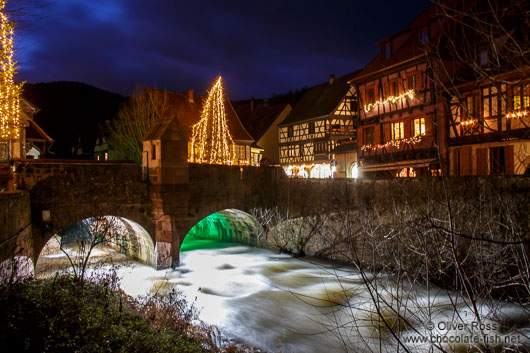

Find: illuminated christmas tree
<box><xmin>190</xmin><ymin>76</ymin><xmax>236</xmax><ymax>164</ymax></box>
<box><xmin>0</xmin><ymin>0</ymin><xmax>22</xmax><ymax>143</ymax></box>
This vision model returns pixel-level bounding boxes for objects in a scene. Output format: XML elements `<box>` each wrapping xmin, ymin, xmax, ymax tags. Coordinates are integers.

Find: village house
<box><xmin>277</xmin><ymin>72</ymin><xmax>360</xmax><ymax>178</ymax></box>
<box><xmin>0</xmin><ymin>97</ymin><xmax>53</xmax><ymax>162</ymax></box>
<box><xmin>233</xmin><ymin>98</ymin><xmax>292</xmax><ymax>166</ymax></box>
<box><xmin>350</xmin><ymin>5</ymin><xmax>446</xmax><ymax>178</ymax></box>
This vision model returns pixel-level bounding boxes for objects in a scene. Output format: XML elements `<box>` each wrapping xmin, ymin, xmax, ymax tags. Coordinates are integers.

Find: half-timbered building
<box><xmin>278</xmin><ymin>72</ymin><xmax>359</xmax><ymax>178</ymax></box>
<box><xmin>448</xmin><ymin>76</ymin><xmax>530</xmax><ymax>175</ymax></box>
<box><xmin>350</xmin><ymin>6</ymin><xmax>446</xmax><ymax>178</ymax></box>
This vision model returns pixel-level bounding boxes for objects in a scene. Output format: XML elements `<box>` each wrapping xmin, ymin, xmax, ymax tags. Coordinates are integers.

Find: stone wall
<box><xmin>14</xmin><ymin>160</ymin><xmax>154</xmax><ymax>262</ymax></box>
<box><xmin>0</xmin><ymin>191</ymin><xmax>34</xmax><ymax>280</ymax></box>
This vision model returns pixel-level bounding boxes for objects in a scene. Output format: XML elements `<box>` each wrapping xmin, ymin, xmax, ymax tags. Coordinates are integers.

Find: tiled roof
<box><xmin>353</xmin><ymin>4</ymin><xmax>438</xmax><ymax>82</ymax></box>
<box><xmin>147</xmin><ymin>88</ymin><xmax>254</xmax><ymax>144</ymax></box>
<box><xmin>279</xmin><ymin>71</ymin><xmax>360</xmax><ymax>126</ymax></box>
<box><xmin>233</xmin><ymin>100</ymin><xmax>289</xmax><ymax>141</ymax></box>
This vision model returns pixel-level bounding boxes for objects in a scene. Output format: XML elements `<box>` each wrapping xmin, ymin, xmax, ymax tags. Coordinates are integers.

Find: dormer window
<box><xmin>480</xmin><ymin>49</ymin><xmax>489</xmax><ymax>66</ymax></box>
<box><xmin>419</xmin><ymin>27</ymin><xmax>429</xmax><ymax>45</ymax></box>
<box><xmin>384</xmin><ymin>43</ymin><xmax>392</xmax><ymax>58</ymax></box>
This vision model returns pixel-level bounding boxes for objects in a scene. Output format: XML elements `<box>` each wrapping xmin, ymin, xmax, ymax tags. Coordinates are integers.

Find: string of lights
<box><xmin>190</xmin><ymin>76</ymin><xmax>236</xmax><ymax>165</ymax></box>
<box><xmin>363</xmin><ymin>89</ymin><xmax>416</xmax><ymax>112</ymax></box>
<box><xmin>0</xmin><ymin>0</ymin><xmax>22</xmax><ymax>143</ymax></box>
<box><xmin>361</xmin><ymin>135</ymin><xmax>423</xmax><ymax>151</ymax></box>
<box><xmin>506</xmin><ymin>111</ymin><xmax>528</xmax><ymax>119</ymax></box>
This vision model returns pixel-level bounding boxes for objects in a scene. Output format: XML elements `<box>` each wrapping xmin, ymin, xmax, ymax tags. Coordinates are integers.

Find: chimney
<box><xmin>263</xmin><ymin>98</ymin><xmax>269</xmax><ymax>108</ymax></box>
<box><xmin>250</xmin><ymin>97</ymin><xmax>255</xmax><ymax>112</ymax></box>
<box><xmin>187</xmin><ymin>89</ymin><xmax>194</xmax><ymax>103</ymax></box>
<box><xmin>329</xmin><ymin>74</ymin><xmax>335</xmax><ymax>85</ymax></box>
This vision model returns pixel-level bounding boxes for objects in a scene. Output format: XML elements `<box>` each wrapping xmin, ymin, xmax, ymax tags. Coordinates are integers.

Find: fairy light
<box><xmin>361</xmin><ymin>135</ymin><xmax>423</xmax><ymax>151</ymax></box>
<box><xmin>460</xmin><ymin>119</ymin><xmax>477</xmax><ymax>126</ymax></box>
<box><xmin>363</xmin><ymin>89</ymin><xmax>416</xmax><ymax>112</ymax></box>
<box><xmin>190</xmin><ymin>76</ymin><xmax>236</xmax><ymax>165</ymax></box>
<box><xmin>506</xmin><ymin>111</ymin><xmax>528</xmax><ymax>119</ymax></box>
<box><xmin>0</xmin><ymin>0</ymin><xmax>22</xmax><ymax>143</ymax></box>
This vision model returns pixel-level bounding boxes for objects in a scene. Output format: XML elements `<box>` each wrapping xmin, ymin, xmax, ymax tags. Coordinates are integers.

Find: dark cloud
<box><xmin>15</xmin><ymin>0</ymin><xmax>431</xmax><ymax>99</ymax></box>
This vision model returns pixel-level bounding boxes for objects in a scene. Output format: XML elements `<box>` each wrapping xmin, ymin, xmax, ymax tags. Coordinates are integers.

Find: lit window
<box><xmin>413</xmin><ymin>118</ymin><xmax>425</xmax><ymax>136</ymax></box>
<box><xmin>104</xmin><ymin>152</ymin><xmax>108</xmax><ymax>160</ymax></box>
<box><xmin>391</xmin><ymin>122</ymin><xmax>404</xmax><ymax>140</ymax></box>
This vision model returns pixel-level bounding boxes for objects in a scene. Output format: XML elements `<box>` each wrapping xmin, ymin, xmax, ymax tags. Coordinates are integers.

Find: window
<box><xmin>413</xmin><ymin>118</ymin><xmax>425</xmax><ymax>136</ymax></box>
<box><xmin>384</xmin><ymin>43</ymin><xmax>391</xmax><ymax>58</ymax></box>
<box><xmin>513</xmin><ymin>84</ymin><xmax>530</xmax><ymax>111</ymax></box>
<box><xmin>308</xmin><ymin>122</ymin><xmax>315</xmax><ymax>134</ymax></box>
<box><xmin>364</xmin><ymin>126</ymin><xmax>375</xmax><ymax>145</ymax></box>
<box><xmin>238</xmin><ymin>146</ymin><xmax>246</xmax><ymax>161</ymax></box>
<box><xmin>480</xmin><ymin>49</ymin><xmax>488</xmax><ymax>66</ymax></box>
<box><xmin>287</xmin><ymin>126</ymin><xmax>294</xmax><ymax>137</ymax></box>
<box><xmin>391</xmin><ymin>80</ymin><xmax>400</xmax><ymax>97</ymax></box>
<box><xmin>366</xmin><ymin>88</ymin><xmax>376</xmax><ymax>104</ymax></box>
<box><xmin>407</xmin><ymin>74</ymin><xmax>418</xmax><ymax>91</ymax></box>
<box><xmin>151</xmin><ymin>144</ymin><xmax>156</xmax><ymax>160</ymax></box>
<box><xmin>314</xmin><ymin>142</ymin><xmax>327</xmax><ymax>154</ymax></box>
<box><xmin>465</xmin><ymin>94</ymin><xmax>480</xmax><ymax>119</ymax></box>
<box><xmin>391</xmin><ymin>122</ymin><xmax>404</xmax><ymax>140</ymax></box>
<box><xmin>490</xmin><ymin>147</ymin><xmax>505</xmax><ymax>175</ymax></box>
<box><xmin>350</xmin><ymin>99</ymin><xmax>358</xmax><ymax>112</ymax></box>
<box><xmin>419</xmin><ymin>27</ymin><xmax>429</xmax><ymax>45</ymax></box>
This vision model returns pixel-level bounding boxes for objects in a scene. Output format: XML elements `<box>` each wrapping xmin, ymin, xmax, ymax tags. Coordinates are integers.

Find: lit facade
<box><xmin>350</xmin><ymin>7</ymin><xmax>446</xmax><ymax>178</ymax></box>
<box><xmin>278</xmin><ymin>73</ymin><xmax>359</xmax><ymax>178</ymax></box>
<box><xmin>448</xmin><ymin>76</ymin><xmax>530</xmax><ymax>175</ymax></box>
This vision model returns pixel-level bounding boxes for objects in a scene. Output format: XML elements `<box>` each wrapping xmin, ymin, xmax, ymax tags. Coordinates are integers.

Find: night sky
<box><xmin>14</xmin><ymin>0</ymin><xmax>431</xmax><ymax>100</ymax></box>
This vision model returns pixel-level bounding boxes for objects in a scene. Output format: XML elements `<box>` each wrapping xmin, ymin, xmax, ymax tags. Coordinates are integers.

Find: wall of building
<box><xmin>259</xmin><ymin>105</ymin><xmax>292</xmax><ymax>164</ymax></box>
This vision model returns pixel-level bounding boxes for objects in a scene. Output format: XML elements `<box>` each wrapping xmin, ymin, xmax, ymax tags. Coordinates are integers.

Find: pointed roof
<box><xmin>279</xmin><ymin>71</ymin><xmax>360</xmax><ymax>126</ymax></box>
<box><xmin>143</xmin><ymin>115</ymin><xmax>187</xmax><ymax>141</ymax></box>
<box><xmin>233</xmin><ymin>100</ymin><xmax>290</xmax><ymax>141</ymax></box>
<box><xmin>352</xmin><ymin>4</ymin><xmax>438</xmax><ymax>82</ymax></box>
<box><xmin>147</xmin><ymin>88</ymin><xmax>254</xmax><ymax>144</ymax></box>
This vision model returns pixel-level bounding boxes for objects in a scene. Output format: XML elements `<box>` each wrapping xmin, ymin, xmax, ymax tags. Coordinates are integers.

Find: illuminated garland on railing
<box><xmin>363</xmin><ymin>89</ymin><xmax>416</xmax><ymax>112</ymax></box>
<box><xmin>506</xmin><ymin>111</ymin><xmax>528</xmax><ymax>119</ymax></box>
<box><xmin>0</xmin><ymin>0</ymin><xmax>22</xmax><ymax>143</ymax></box>
<box><xmin>460</xmin><ymin>119</ymin><xmax>477</xmax><ymax>126</ymax></box>
<box><xmin>361</xmin><ymin>135</ymin><xmax>423</xmax><ymax>152</ymax></box>
<box><xmin>190</xmin><ymin>76</ymin><xmax>236</xmax><ymax>165</ymax></box>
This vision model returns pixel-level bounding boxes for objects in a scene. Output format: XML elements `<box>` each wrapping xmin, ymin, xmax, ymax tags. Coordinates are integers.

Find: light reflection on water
<box><xmin>37</xmin><ymin>239</ymin><xmax>530</xmax><ymax>353</ymax></box>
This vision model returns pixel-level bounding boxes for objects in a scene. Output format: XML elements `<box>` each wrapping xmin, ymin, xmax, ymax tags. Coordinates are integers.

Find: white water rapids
<box><xmin>37</xmin><ymin>240</ymin><xmax>530</xmax><ymax>353</ymax></box>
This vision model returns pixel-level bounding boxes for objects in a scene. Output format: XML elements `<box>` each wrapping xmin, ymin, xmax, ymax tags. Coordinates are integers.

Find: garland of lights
<box><xmin>363</xmin><ymin>89</ymin><xmax>416</xmax><ymax>112</ymax></box>
<box><xmin>361</xmin><ymin>135</ymin><xmax>423</xmax><ymax>152</ymax></box>
<box><xmin>190</xmin><ymin>76</ymin><xmax>236</xmax><ymax>165</ymax></box>
<box><xmin>506</xmin><ymin>111</ymin><xmax>528</xmax><ymax>119</ymax></box>
<box><xmin>0</xmin><ymin>0</ymin><xmax>22</xmax><ymax>143</ymax></box>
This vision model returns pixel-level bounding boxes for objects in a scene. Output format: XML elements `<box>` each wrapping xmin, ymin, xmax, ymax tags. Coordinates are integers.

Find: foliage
<box><xmin>0</xmin><ymin>274</ymin><xmax>229</xmax><ymax>352</ymax></box>
<box><xmin>109</xmin><ymin>89</ymin><xmax>167</xmax><ymax>165</ymax></box>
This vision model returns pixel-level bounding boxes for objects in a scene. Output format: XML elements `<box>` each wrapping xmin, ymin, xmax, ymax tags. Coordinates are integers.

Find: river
<box><xmin>37</xmin><ymin>238</ymin><xmax>530</xmax><ymax>353</ymax></box>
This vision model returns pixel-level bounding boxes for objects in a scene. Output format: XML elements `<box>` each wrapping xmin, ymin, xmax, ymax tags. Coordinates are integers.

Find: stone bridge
<box><xmin>5</xmin><ymin>159</ymin><xmax>287</xmax><ymax>270</ymax></box>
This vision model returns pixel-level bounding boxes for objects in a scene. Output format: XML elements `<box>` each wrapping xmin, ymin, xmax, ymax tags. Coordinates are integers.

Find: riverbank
<box><xmin>0</xmin><ymin>274</ymin><xmax>240</xmax><ymax>352</ymax></box>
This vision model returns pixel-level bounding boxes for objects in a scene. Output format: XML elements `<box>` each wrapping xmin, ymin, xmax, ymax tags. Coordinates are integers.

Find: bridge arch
<box><xmin>180</xmin><ymin>209</ymin><xmax>264</xmax><ymax>253</ymax></box>
<box><xmin>35</xmin><ymin>215</ymin><xmax>157</xmax><ymax>275</ymax></box>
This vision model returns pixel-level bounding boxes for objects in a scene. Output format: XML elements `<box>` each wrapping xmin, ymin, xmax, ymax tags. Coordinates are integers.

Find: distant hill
<box><xmin>22</xmin><ymin>81</ymin><xmax>126</xmax><ymax>159</ymax></box>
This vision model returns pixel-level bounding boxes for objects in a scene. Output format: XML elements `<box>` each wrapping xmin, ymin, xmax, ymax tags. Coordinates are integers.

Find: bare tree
<box><xmin>108</xmin><ymin>89</ymin><xmax>167</xmax><ymax>165</ymax></box>
<box><xmin>56</xmin><ymin>215</ymin><xmax>132</xmax><ymax>287</ymax></box>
